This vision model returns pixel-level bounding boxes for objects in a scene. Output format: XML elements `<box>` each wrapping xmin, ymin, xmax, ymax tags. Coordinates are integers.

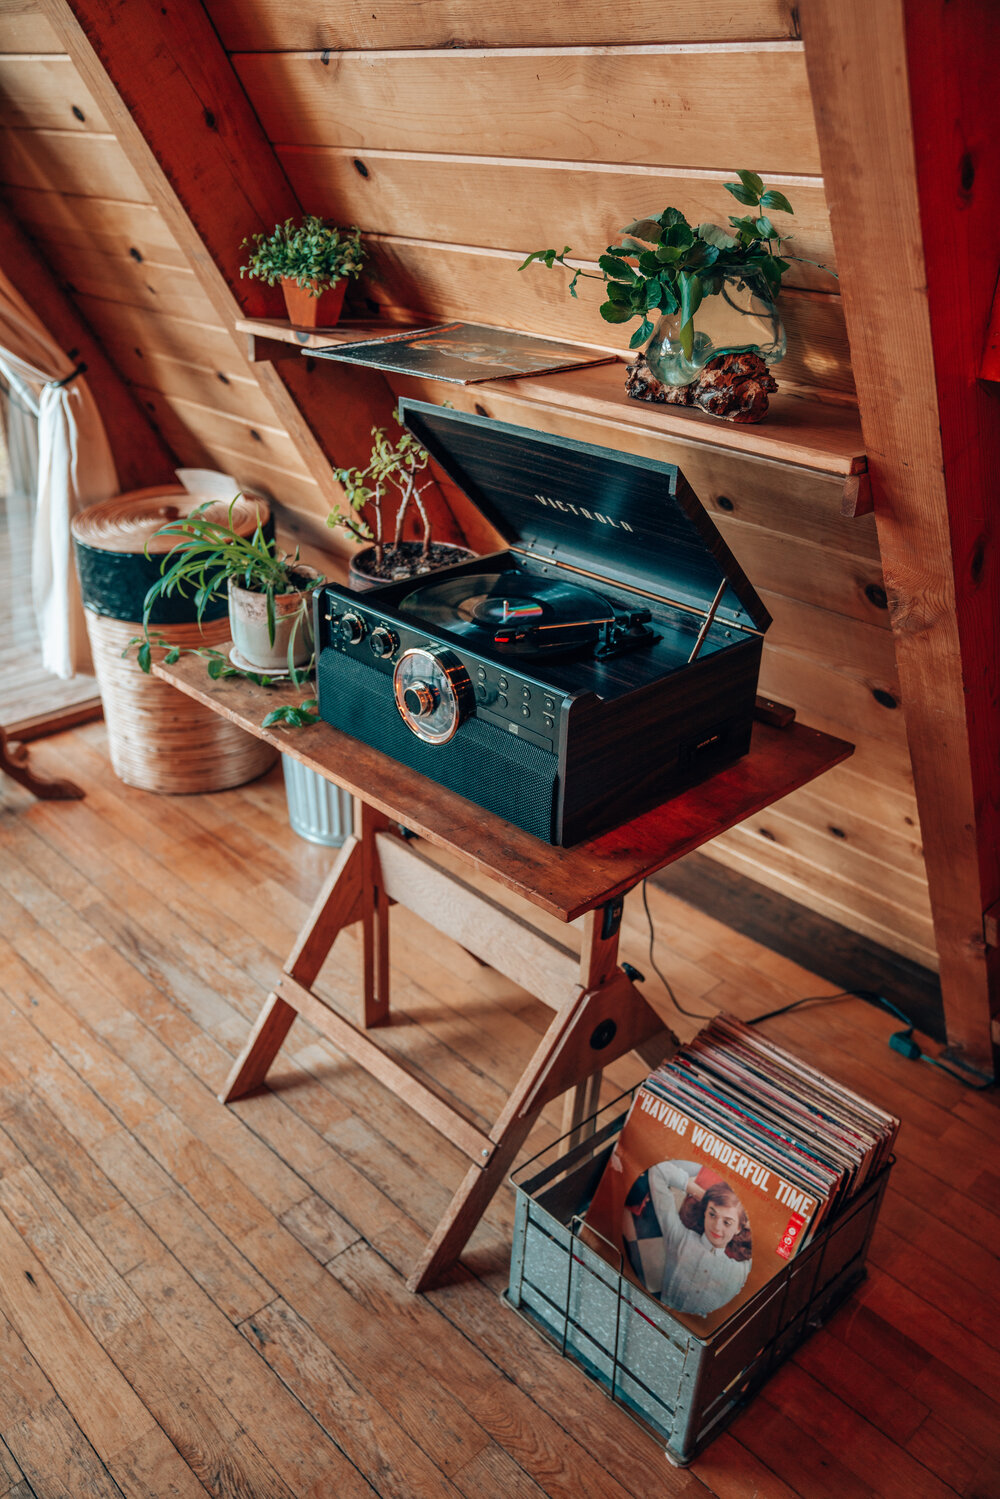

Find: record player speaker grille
<box><xmin>318</xmin><ymin>652</ymin><xmax>559</xmax><ymax>841</ymax></box>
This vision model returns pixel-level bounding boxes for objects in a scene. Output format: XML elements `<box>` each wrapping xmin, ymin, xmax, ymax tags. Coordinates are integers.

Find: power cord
<box><xmin>638</xmin><ymin>887</ymin><xmax>993</xmax><ymax>1090</ymax></box>
<box><xmin>640</xmin><ymin>879</ymin><xmax>718</xmax><ymax>1022</ymax></box>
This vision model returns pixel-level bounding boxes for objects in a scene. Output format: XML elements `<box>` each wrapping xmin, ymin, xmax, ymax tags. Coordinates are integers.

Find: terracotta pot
<box><xmin>228</xmin><ymin>572</ymin><xmax>318</xmax><ymax>673</ymax></box>
<box><xmin>280</xmin><ymin>277</ymin><xmax>347</xmax><ymax>331</ymax></box>
<box><xmin>348</xmin><ymin>541</ymin><xmax>476</xmax><ymax>593</ymax></box>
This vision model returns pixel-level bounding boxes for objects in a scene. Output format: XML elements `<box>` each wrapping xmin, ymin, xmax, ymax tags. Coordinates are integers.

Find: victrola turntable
<box><xmin>315</xmin><ymin>400</ymin><xmax>772</xmax><ymax>845</ymax></box>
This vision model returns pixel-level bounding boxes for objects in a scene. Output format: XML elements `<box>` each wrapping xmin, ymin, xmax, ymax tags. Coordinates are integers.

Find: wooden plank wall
<box><xmin>0</xmin><ymin>5</ymin><xmax>334</xmax><ymax>532</ymax></box>
<box><xmin>0</xmin><ymin>1</ymin><xmax>935</xmax><ymax>969</ymax></box>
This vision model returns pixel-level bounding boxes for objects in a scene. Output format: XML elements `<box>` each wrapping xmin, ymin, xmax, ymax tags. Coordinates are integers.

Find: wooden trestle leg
<box><xmin>221</xmin><ymin>809</ymin><xmax>676</xmax><ymax>1291</ymax></box>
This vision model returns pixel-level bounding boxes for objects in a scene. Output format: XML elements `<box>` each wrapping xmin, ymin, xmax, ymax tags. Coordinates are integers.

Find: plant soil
<box><xmin>351</xmin><ymin>541</ymin><xmax>474</xmax><ymax>583</ymax></box>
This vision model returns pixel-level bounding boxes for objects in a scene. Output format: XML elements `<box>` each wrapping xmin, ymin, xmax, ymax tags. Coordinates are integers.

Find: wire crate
<box><xmin>505</xmin><ymin>1094</ymin><xmax>891</xmax><ymax>1466</ymax></box>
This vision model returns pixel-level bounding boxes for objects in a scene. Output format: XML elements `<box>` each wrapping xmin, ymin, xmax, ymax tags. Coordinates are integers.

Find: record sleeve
<box><xmin>583</xmin><ymin>1081</ymin><xmax>824</xmax><ymax>1338</ymax></box>
<box><xmin>311</xmin><ymin>322</ymin><xmax>617</xmax><ymax>384</ymax></box>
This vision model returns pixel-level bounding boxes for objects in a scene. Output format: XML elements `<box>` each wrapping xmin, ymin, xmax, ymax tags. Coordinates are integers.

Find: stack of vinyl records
<box><xmin>583</xmin><ymin>1013</ymin><xmax>899</xmax><ymax>1337</ymax></box>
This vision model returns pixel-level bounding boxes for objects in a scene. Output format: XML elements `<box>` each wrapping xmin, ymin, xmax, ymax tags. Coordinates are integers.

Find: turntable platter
<box><xmin>400</xmin><ymin>572</ymin><xmax>617</xmax><ymax>655</ymax></box>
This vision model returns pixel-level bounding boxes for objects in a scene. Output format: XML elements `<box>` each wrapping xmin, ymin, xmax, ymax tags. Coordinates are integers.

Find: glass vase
<box><xmin>644</xmin><ymin>268</ymin><xmax>786</xmax><ymax>388</ymax></box>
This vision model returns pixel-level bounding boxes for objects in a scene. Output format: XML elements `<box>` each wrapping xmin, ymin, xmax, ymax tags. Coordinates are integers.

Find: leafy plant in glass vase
<box><xmin>240</xmin><ymin>215</ymin><xmax>364</xmax><ymax>330</ymax></box>
<box><xmin>329</xmin><ymin>407</ymin><xmax>473</xmax><ymax>588</ymax></box>
<box><xmin>520</xmin><ymin>172</ymin><xmax>832</xmax><ymax>415</ymax></box>
<box><xmin>126</xmin><ymin>501</ymin><xmax>325</xmax><ymax>730</ymax></box>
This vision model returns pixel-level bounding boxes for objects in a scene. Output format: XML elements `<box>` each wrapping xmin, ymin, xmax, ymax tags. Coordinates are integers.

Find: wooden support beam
<box><xmin>38</xmin><ymin>0</ymin><xmax>472</xmax><ymax>543</ymax></box>
<box><xmin>375</xmin><ymin>832</ymin><xmax>580</xmax><ymax>1010</ymax></box>
<box><xmin>802</xmin><ymin>0</ymin><xmax>1000</xmax><ymax>1073</ymax></box>
<box><xmin>0</xmin><ymin>193</ymin><xmax>174</xmax><ymax>493</ymax></box>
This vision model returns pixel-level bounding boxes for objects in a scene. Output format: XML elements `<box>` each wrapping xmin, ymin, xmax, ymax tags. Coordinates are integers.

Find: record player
<box><xmin>315</xmin><ymin>400</ymin><xmax>771</xmax><ymax>845</ymax></box>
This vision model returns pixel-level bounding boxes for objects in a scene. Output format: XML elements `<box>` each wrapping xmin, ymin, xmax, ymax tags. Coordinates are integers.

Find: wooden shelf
<box><xmin>235</xmin><ymin>315</ymin><xmax>435</xmax><ymax>356</ymax></box>
<box><xmin>235</xmin><ymin>317</ymin><xmax>870</xmax><ymax>514</ymax></box>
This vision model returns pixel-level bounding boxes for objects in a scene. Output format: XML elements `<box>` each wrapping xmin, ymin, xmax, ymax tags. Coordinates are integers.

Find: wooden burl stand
<box><xmin>152</xmin><ymin>656</ymin><xmax>852</xmax><ymax>1292</ymax></box>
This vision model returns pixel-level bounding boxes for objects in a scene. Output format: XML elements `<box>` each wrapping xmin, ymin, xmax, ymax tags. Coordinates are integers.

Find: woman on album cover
<box><xmin>621</xmin><ymin>1159</ymin><xmax>753</xmax><ymax>1316</ymax></box>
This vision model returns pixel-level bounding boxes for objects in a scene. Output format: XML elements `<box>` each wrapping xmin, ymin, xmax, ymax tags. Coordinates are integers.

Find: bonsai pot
<box><xmin>228</xmin><ymin>571</ymin><xmax>319</xmax><ymax>672</ymax></box>
<box><xmin>280</xmin><ymin>277</ymin><xmax>347</xmax><ymax>331</ymax></box>
<box><xmin>348</xmin><ymin>540</ymin><xmax>476</xmax><ymax>593</ymax></box>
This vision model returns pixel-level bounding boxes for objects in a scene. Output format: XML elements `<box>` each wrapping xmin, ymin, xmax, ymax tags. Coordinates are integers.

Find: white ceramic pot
<box><xmin>227</xmin><ymin>572</ymin><xmax>317</xmax><ymax>673</ymax></box>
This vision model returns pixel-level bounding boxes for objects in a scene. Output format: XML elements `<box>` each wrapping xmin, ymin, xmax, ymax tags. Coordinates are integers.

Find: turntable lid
<box><xmin>399</xmin><ymin>399</ymin><xmax>770</xmax><ymax>633</ymax></box>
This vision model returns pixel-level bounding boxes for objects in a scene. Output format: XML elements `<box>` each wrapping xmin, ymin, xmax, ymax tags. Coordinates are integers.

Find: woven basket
<box><xmin>84</xmin><ymin>613</ymin><xmax>276</xmax><ymax>793</ymax></box>
<box><xmin>73</xmin><ymin>485</ymin><xmax>277</xmax><ymax>794</ymax></box>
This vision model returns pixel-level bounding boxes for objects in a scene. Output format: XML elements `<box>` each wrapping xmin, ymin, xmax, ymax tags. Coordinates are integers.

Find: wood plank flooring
<box><xmin>0</xmin><ymin>720</ymin><xmax>998</xmax><ymax>1499</ymax></box>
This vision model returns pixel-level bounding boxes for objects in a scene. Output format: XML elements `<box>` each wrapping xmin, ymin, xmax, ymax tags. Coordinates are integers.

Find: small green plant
<box><xmin>519</xmin><ymin>171</ymin><xmax>830</xmax><ymax>359</ymax></box>
<box><xmin>329</xmin><ymin>407</ymin><xmax>435</xmax><ymax>568</ymax></box>
<box><xmin>240</xmin><ymin>216</ymin><xmax>364</xmax><ymax>296</ymax></box>
<box><xmin>123</xmin><ymin>500</ymin><xmax>325</xmax><ymax>724</ymax></box>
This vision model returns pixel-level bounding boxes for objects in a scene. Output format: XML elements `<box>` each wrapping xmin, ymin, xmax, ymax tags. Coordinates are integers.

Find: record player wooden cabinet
<box><xmin>151</xmin><ymin>653</ymin><xmax>852</xmax><ymax>1294</ymax></box>
<box><xmin>315</xmin><ymin>401</ymin><xmax>774</xmax><ymax>846</ymax></box>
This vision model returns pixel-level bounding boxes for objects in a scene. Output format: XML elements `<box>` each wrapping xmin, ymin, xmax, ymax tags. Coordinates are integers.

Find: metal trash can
<box><xmin>281</xmin><ymin>754</ymin><xmax>353</xmax><ymax>846</ymax></box>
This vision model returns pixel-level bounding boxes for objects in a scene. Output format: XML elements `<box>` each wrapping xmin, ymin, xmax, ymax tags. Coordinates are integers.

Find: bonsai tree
<box><xmin>329</xmin><ymin>408</ymin><xmax>436</xmax><ymax>569</ymax></box>
<box><xmin>240</xmin><ymin>215</ymin><xmax>364</xmax><ymax>295</ymax></box>
<box><xmin>519</xmin><ymin>171</ymin><xmax>829</xmax><ymax>359</ymax></box>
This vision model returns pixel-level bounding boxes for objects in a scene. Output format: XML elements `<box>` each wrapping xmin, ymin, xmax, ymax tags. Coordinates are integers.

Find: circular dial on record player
<box><xmin>393</xmin><ymin>647</ymin><xmax>473</xmax><ymax>744</ymax></box>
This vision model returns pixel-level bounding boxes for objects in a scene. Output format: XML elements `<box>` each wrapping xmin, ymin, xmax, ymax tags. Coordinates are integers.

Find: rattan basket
<box><xmin>73</xmin><ymin>486</ymin><xmax>277</xmax><ymax>794</ymax></box>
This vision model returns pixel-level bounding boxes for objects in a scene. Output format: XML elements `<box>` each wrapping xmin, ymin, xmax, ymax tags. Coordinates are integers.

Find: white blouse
<box><xmin>645</xmin><ymin>1160</ymin><xmax>752</xmax><ymax>1317</ymax></box>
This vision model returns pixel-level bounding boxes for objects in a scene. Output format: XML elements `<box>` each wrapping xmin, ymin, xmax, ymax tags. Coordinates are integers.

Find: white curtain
<box><xmin>0</xmin><ymin>268</ymin><xmax>118</xmax><ymax>678</ymax></box>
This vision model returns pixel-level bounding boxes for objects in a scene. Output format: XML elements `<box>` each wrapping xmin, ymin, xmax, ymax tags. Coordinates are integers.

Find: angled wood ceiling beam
<box><xmin>37</xmin><ymin>0</ymin><xmax>464</xmax><ymax>538</ymax></box>
<box><xmin>0</xmin><ymin>192</ymin><xmax>175</xmax><ymax>492</ymax></box>
<box><xmin>802</xmin><ymin>0</ymin><xmax>999</xmax><ymax>1074</ymax></box>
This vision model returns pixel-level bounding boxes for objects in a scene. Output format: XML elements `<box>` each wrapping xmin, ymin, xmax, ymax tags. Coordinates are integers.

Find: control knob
<box><xmin>369</xmin><ymin>625</ymin><xmax>399</xmax><ymax>659</ymax></box>
<box><xmin>339</xmin><ymin>612</ymin><xmax>366</xmax><ymax>645</ymax></box>
<box><xmin>402</xmin><ymin>681</ymin><xmax>436</xmax><ymax>717</ymax></box>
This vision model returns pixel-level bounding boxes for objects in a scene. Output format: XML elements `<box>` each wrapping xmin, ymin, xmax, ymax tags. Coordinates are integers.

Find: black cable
<box><xmin>640</xmin><ymin>879</ymin><xmax>715</xmax><ymax>1021</ymax></box>
<box><xmin>748</xmin><ymin>986</ymin><xmax>993</xmax><ymax>1092</ymax></box>
<box><xmin>638</xmin><ymin>889</ymin><xmax>993</xmax><ymax>1090</ymax></box>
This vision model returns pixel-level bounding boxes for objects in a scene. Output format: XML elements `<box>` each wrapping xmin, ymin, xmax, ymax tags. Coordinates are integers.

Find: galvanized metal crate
<box><xmin>506</xmin><ymin>1094</ymin><xmax>891</xmax><ymax>1465</ymax></box>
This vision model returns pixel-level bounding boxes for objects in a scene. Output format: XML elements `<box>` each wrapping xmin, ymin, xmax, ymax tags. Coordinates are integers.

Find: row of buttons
<box><xmin>474</xmin><ymin>664</ymin><xmax>556</xmax><ymax>712</ymax></box>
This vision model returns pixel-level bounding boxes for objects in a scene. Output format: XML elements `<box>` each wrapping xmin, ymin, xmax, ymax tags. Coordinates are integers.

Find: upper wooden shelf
<box><xmin>236</xmin><ymin>317</ymin><xmax>870</xmax><ymax>514</ymax></box>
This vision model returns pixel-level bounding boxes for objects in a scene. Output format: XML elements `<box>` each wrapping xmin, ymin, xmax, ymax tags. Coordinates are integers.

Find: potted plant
<box><xmin>240</xmin><ymin>215</ymin><xmax>365</xmax><ymax>330</ymax></box>
<box><xmin>329</xmin><ymin>407</ymin><xmax>474</xmax><ymax>589</ymax></box>
<box><xmin>519</xmin><ymin>172</ymin><xmax>834</xmax><ymax>417</ymax></box>
<box><xmin>140</xmin><ymin>499</ymin><xmax>323</xmax><ymax>680</ymax></box>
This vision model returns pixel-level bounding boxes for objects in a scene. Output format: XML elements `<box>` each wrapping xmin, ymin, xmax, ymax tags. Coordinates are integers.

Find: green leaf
<box><xmin>664</xmin><ymin>221</ymin><xmax>695</xmax><ymax>249</ymax></box>
<box><xmin>696</xmin><ymin>222</ymin><xmax>738</xmax><ymax>251</ymax></box>
<box><xmin>654</xmin><ymin>243</ymin><xmax>684</xmax><ymax>264</ymax></box>
<box><xmin>265</xmin><ymin>587</ymin><xmax>276</xmax><ymax>647</ymax></box>
<box><xmin>645</xmin><ymin>279</ymin><xmax>663</xmax><ymax>310</ymax></box>
<box><xmin>207</xmin><ymin>657</ymin><xmax>225</xmax><ymax>679</ymax></box>
<box><xmin>599</xmin><ymin>254</ymin><xmax>636</xmax><ymax>281</ymax></box>
<box><xmin>164</xmin><ymin>647</ymin><xmax>181</xmax><ymax>664</ymax></box>
<box><xmin>137</xmin><ymin>642</ymin><xmax>152</xmax><ymax>674</ymax></box>
<box><xmin>677</xmin><ymin>271</ymin><xmax>703</xmax><ymax>358</ymax></box>
<box><xmin>261</xmin><ymin>707</ymin><xmax>287</xmax><ymax>728</ymax></box>
<box><xmin>605</xmin><ymin>280</ymin><xmax>632</xmax><ymax>304</ymax></box>
<box><xmin>657</xmin><ymin>207</ymin><xmax>688</xmax><ymax>229</ymax></box>
<box><xmin>628</xmin><ymin>318</ymin><xmax>655</xmax><ymax>350</ymax></box>
<box><xmin>620</xmin><ymin>217</ymin><xmax>662</xmax><ymax>243</ymax></box>
<box><xmin>599</xmin><ymin>301</ymin><xmax>634</xmax><ymax>324</ymax></box>
<box><xmin>301</xmin><ymin>698</ymin><xmax>319</xmax><ymax>712</ymax></box>
<box><xmin>724</xmin><ymin>182</ymin><xmax>760</xmax><ymax>207</ymax></box>
<box><xmin>737</xmin><ymin>169</ymin><xmax>764</xmax><ymax>199</ymax></box>
<box><xmin>684</xmin><ymin>241</ymin><xmax>720</xmax><ymax>271</ymax></box>
<box><xmin>755</xmin><ymin>216</ymin><xmax>775</xmax><ymax>240</ymax></box>
<box><xmin>759</xmin><ymin>189</ymin><xmax>794</xmax><ymax>215</ymax></box>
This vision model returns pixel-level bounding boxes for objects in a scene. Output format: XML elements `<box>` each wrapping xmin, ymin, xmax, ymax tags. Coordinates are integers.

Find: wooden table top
<box><xmin>153</xmin><ymin>653</ymin><xmax>853</xmax><ymax>923</ymax></box>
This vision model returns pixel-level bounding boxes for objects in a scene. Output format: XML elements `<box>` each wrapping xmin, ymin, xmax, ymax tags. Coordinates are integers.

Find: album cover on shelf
<box><xmin>582</xmin><ymin>1015</ymin><xmax>898</xmax><ymax>1338</ymax></box>
<box><xmin>311</xmin><ymin>321</ymin><xmax>616</xmax><ymax>384</ymax></box>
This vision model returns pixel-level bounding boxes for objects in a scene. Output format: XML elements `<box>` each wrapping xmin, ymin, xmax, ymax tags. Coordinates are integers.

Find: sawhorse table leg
<box><xmin>221</xmin><ymin>809</ymin><xmax>676</xmax><ymax>1291</ymax></box>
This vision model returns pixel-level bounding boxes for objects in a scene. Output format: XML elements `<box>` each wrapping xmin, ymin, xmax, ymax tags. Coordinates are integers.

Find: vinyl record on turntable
<box><xmin>399</xmin><ymin>572</ymin><xmax>617</xmax><ymax>654</ymax></box>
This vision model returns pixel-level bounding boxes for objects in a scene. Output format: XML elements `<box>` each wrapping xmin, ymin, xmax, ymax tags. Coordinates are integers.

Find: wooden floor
<box><xmin>1</xmin><ymin>721</ymin><xmax>998</xmax><ymax>1499</ymax></box>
